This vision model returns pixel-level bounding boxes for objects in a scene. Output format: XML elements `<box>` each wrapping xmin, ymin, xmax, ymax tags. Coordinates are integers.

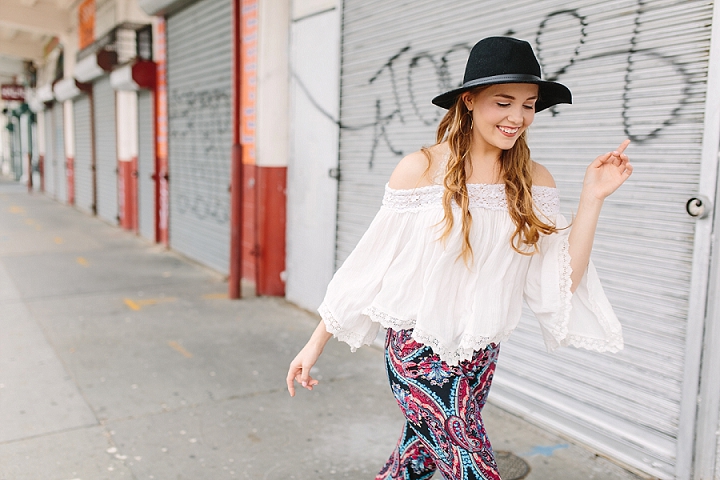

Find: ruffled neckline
<box><xmin>384</xmin><ymin>182</ymin><xmax>558</xmax><ymax>193</ymax></box>
<box><xmin>382</xmin><ymin>183</ymin><xmax>560</xmax><ymax>216</ymax></box>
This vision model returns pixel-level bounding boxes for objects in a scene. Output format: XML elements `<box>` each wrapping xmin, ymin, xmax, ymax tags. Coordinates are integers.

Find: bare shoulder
<box><xmin>531</xmin><ymin>161</ymin><xmax>557</xmax><ymax>188</ymax></box>
<box><xmin>388</xmin><ymin>150</ymin><xmax>433</xmax><ymax>189</ymax></box>
<box><xmin>388</xmin><ymin>143</ymin><xmax>450</xmax><ymax>189</ymax></box>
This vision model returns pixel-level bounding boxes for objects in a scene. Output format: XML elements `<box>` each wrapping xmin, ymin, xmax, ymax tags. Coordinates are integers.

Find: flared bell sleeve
<box><xmin>523</xmin><ymin>213</ymin><xmax>624</xmax><ymax>353</ymax></box>
<box><xmin>318</xmin><ymin>206</ymin><xmax>418</xmax><ymax>350</ymax></box>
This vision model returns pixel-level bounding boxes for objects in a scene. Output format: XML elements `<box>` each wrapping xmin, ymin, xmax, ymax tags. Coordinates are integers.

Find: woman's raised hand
<box><xmin>583</xmin><ymin>139</ymin><xmax>633</xmax><ymax>200</ymax></box>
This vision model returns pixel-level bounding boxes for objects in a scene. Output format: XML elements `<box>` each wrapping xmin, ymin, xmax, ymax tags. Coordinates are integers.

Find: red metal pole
<box><xmin>228</xmin><ymin>0</ymin><xmax>243</xmax><ymax>299</ymax></box>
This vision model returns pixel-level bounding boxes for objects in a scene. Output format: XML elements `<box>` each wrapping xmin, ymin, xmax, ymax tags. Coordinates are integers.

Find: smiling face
<box><xmin>462</xmin><ymin>83</ymin><xmax>538</xmax><ymax>153</ymax></box>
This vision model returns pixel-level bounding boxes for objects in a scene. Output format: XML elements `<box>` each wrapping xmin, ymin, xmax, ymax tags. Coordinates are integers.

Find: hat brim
<box><xmin>431</xmin><ymin>74</ymin><xmax>571</xmax><ymax>112</ymax></box>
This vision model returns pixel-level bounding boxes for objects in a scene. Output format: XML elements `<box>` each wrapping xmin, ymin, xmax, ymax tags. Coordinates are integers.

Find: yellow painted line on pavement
<box><xmin>124</xmin><ymin>298</ymin><xmax>141</xmax><ymax>311</ymax></box>
<box><xmin>76</xmin><ymin>257</ymin><xmax>89</xmax><ymax>267</ymax></box>
<box><xmin>202</xmin><ymin>293</ymin><xmax>228</xmax><ymax>300</ymax></box>
<box><xmin>8</xmin><ymin>206</ymin><xmax>25</xmax><ymax>214</ymax></box>
<box><xmin>168</xmin><ymin>340</ymin><xmax>193</xmax><ymax>358</ymax></box>
<box><xmin>21</xmin><ymin>218</ymin><xmax>41</xmax><ymax>230</ymax></box>
<box><xmin>138</xmin><ymin>297</ymin><xmax>176</xmax><ymax>307</ymax></box>
<box><xmin>54</xmin><ymin>237</ymin><xmax>63</xmax><ymax>244</ymax></box>
<box><xmin>124</xmin><ymin>297</ymin><xmax>177</xmax><ymax>311</ymax></box>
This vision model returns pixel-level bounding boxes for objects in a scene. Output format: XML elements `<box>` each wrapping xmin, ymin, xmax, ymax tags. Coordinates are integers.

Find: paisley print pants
<box><xmin>376</xmin><ymin>328</ymin><xmax>501</xmax><ymax>480</ymax></box>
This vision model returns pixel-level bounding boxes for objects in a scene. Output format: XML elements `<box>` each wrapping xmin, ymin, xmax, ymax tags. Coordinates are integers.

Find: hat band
<box><xmin>460</xmin><ymin>73</ymin><xmax>544</xmax><ymax>90</ymax></box>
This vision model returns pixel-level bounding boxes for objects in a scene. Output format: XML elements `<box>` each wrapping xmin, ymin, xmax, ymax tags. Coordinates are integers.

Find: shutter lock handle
<box><xmin>686</xmin><ymin>195</ymin><xmax>712</xmax><ymax>219</ymax></box>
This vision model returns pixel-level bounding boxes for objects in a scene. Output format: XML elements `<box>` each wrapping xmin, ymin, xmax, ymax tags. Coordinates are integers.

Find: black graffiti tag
<box><xmin>294</xmin><ymin>0</ymin><xmax>697</xmax><ymax>168</ymax></box>
<box><xmin>534</xmin><ymin>3</ymin><xmax>692</xmax><ymax>141</ymax></box>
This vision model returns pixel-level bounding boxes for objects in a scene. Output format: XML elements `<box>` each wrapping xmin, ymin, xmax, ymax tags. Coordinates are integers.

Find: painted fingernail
<box><xmin>302</xmin><ymin>381</ymin><xmax>307</xmax><ymax>387</ymax></box>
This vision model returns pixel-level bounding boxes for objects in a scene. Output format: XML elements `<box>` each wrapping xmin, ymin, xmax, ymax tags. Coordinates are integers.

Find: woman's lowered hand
<box><xmin>286</xmin><ymin>320</ymin><xmax>333</xmax><ymax>397</ymax></box>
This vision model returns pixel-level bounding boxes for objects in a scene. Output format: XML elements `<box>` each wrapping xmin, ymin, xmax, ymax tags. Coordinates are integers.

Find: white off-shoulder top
<box><xmin>319</xmin><ymin>182</ymin><xmax>623</xmax><ymax>365</ymax></box>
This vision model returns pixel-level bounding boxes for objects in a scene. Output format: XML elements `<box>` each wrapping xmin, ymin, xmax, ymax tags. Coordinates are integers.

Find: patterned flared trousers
<box><xmin>376</xmin><ymin>328</ymin><xmax>501</xmax><ymax>480</ymax></box>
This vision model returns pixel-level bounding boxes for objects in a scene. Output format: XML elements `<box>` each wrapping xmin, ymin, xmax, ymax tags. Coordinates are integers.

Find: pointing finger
<box><xmin>286</xmin><ymin>368</ymin><xmax>297</xmax><ymax>397</ymax></box>
<box><xmin>614</xmin><ymin>139</ymin><xmax>631</xmax><ymax>155</ymax></box>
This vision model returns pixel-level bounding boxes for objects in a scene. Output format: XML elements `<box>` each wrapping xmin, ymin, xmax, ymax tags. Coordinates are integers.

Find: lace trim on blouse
<box><xmin>362</xmin><ymin>305</ymin><xmax>516</xmax><ymax>365</ymax></box>
<box><xmin>542</xmin><ymin>236</ymin><xmax>623</xmax><ymax>353</ymax></box>
<box><xmin>545</xmin><ymin>236</ymin><xmax>574</xmax><ymax>349</ymax></box>
<box><xmin>383</xmin><ymin>183</ymin><xmax>560</xmax><ymax>217</ymax></box>
<box><xmin>319</xmin><ymin>303</ymin><xmax>366</xmax><ymax>351</ymax></box>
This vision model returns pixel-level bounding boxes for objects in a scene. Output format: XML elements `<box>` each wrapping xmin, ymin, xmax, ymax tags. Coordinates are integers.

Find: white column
<box><xmin>116</xmin><ymin>89</ymin><xmax>138</xmax><ymax>162</ymax></box>
<box><xmin>256</xmin><ymin>0</ymin><xmax>291</xmax><ymax>167</ymax></box>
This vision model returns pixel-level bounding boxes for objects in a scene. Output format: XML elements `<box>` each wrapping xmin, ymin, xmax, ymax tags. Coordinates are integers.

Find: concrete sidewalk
<box><xmin>0</xmin><ymin>177</ymin><xmax>643</xmax><ymax>480</ymax></box>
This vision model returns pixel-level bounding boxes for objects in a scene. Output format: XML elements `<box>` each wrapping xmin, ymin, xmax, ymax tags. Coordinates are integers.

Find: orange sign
<box><xmin>78</xmin><ymin>0</ymin><xmax>95</xmax><ymax>50</ymax></box>
<box><xmin>155</xmin><ymin>18</ymin><xmax>169</xmax><ymax>245</ymax></box>
<box><xmin>241</xmin><ymin>0</ymin><xmax>257</xmax><ymax>164</ymax></box>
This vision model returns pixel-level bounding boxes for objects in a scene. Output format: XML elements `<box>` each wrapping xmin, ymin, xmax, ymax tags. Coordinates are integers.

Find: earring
<box><xmin>467</xmin><ymin>110</ymin><xmax>473</xmax><ymax>130</ymax></box>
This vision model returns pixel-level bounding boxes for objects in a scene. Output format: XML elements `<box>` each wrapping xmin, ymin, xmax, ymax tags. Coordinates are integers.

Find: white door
<box><xmin>286</xmin><ymin>5</ymin><xmax>341</xmax><ymax>312</ymax></box>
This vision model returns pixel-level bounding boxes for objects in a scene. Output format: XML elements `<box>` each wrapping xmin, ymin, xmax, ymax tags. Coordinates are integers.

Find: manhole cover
<box><xmin>495</xmin><ymin>450</ymin><xmax>531</xmax><ymax>480</ymax></box>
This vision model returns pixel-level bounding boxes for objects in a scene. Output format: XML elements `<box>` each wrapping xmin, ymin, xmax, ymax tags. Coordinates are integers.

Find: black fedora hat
<box><xmin>432</xmin><ymin>36</ymin><xmax>571</xmax><ymax>112</ymax></box>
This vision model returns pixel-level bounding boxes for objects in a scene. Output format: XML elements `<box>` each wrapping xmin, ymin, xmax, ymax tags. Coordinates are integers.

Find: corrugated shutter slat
<box><xmin>336</xmin><ymin>0</ymin><xmax>714</xmax><ymax>478</ymax></box>
<box><xmin>167</xmin><ymin>0</ymin><xmax>232</xmax><ymax>274</ymax></box>
<box><xmin>74</xmin><ymin>95</ymin><xmax>94</xmax><ymax>214</ymax></box>
<box><xmin>138</xmin><ymin>90</ymin><xmax>155</xmax><ymax>241</ymax></box>
<box><xmin>94</xmin><ymin>76</ymin><xmax>118</xmax><ymax>224</ymax></box>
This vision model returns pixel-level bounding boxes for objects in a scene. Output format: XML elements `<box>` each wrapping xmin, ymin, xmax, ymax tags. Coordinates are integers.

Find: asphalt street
<box><xmin>0</xmin><ymin>177</ymin><xmax>643</xmax><ymax>480</ymax></box>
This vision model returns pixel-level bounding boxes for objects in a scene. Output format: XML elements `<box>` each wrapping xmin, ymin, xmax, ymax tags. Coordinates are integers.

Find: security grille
<box><xmin>138</xmin><ymin>89</ymin><xmax>155</xmax><ymax>241</ymax></box>
<box><xmin>74</xmin><ymin>94</ymin><xmax>94</xmax><ymax>214</ymax></box>
<box><xmin>93</xmin><ymin>75</ymin><xmax>118</xmax><ymax>224</ymax></box>
<box><xmin>43</xmin><ymin>108</ymin><xmax>55</xmax><ymax>197</ymax></box>
<box><xmin>337</xmin><ymin>1</ymin><xmax>714</xmax><ymax>478</ymax></box>
<box><xmin>54</xmin><ymin>102</ymin><xmax>67</xmax><ymax>203</ymax></box>
<box><xmin>166</xmin><ymin>0</ymin><xmax>232</xmax><ymax>273</ymax></box>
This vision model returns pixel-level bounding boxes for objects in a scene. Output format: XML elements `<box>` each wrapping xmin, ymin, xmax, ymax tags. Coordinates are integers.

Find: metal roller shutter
<box><xmin>54</xmin><ymin>103</ymin><xmax>67</xmax><ymax>203</ymax></box>
<box><xmin>19</xmin><ymin>113</ymin><xmax>30</xmax><ymax>183</ymax></box>
<box><xmin>74</xmin><ymin>95</ymin><xmax>94</xmax><ymax>214</ymax></box>
<box><xmin>167</xmin><ymin>0</ymin><xmax>232</xmax><ymax>273</ymax></box>
<box><xmin>138</xmin><ymin>90</ymin><xmax>155</xmax><ymax>241</ymax></box>
<box><xmin>31</xmin><ymin>118</ymin><xmax>40</xmax><ymax>191</ymax></box>
<box><xmin>337</xmin><ymin>1</ymin><xmax>714</xmax><ymax>478</ymax></box>
<box><xmin>43</xmin><ymin>108</ymin><xmax>55</xmax><ymax>197</ymax></box>
<box><xmin>93</xmin><ymin>76</ymin><xmax>118</xmax><ymax>224</ymax></box>
<box><xmin>11</xmin><ymin>121</ymin><xmax>21</xmax><ymax>180</ymax></box>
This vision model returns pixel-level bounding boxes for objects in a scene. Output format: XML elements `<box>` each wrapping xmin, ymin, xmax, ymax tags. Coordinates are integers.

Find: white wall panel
<box><xmin>286</xmin><ymin>4</ymin><xmax>340</xmax><ymax>311</ymax></box>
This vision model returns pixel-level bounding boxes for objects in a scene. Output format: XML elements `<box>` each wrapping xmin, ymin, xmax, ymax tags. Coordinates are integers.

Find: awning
<box><xmin>74</xmin><ymin>50</ymin><xmax>118</xmax><ymax>83</ymax></box>
<box><xmin>53</xmin><ymin>78</ymin><xmax>91</xmax><ymax>102</ymax></box>
<box><xmin>110</xmin><ymin>60</ymin><xmax>156</xmax><ymax>91</ymax></box>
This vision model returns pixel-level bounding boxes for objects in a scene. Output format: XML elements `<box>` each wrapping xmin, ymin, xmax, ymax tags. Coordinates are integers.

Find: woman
<box><xmin>286</xmin><ymin>36</ymin><xmax>632</xmax><ymax>480</ymax></box>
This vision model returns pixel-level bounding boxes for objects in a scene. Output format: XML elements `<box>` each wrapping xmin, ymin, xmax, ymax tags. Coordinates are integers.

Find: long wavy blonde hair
<box><xmin>423</xmin><ymin>89</ymin><xmax>558</xmax><ymax>264</ymax></box>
